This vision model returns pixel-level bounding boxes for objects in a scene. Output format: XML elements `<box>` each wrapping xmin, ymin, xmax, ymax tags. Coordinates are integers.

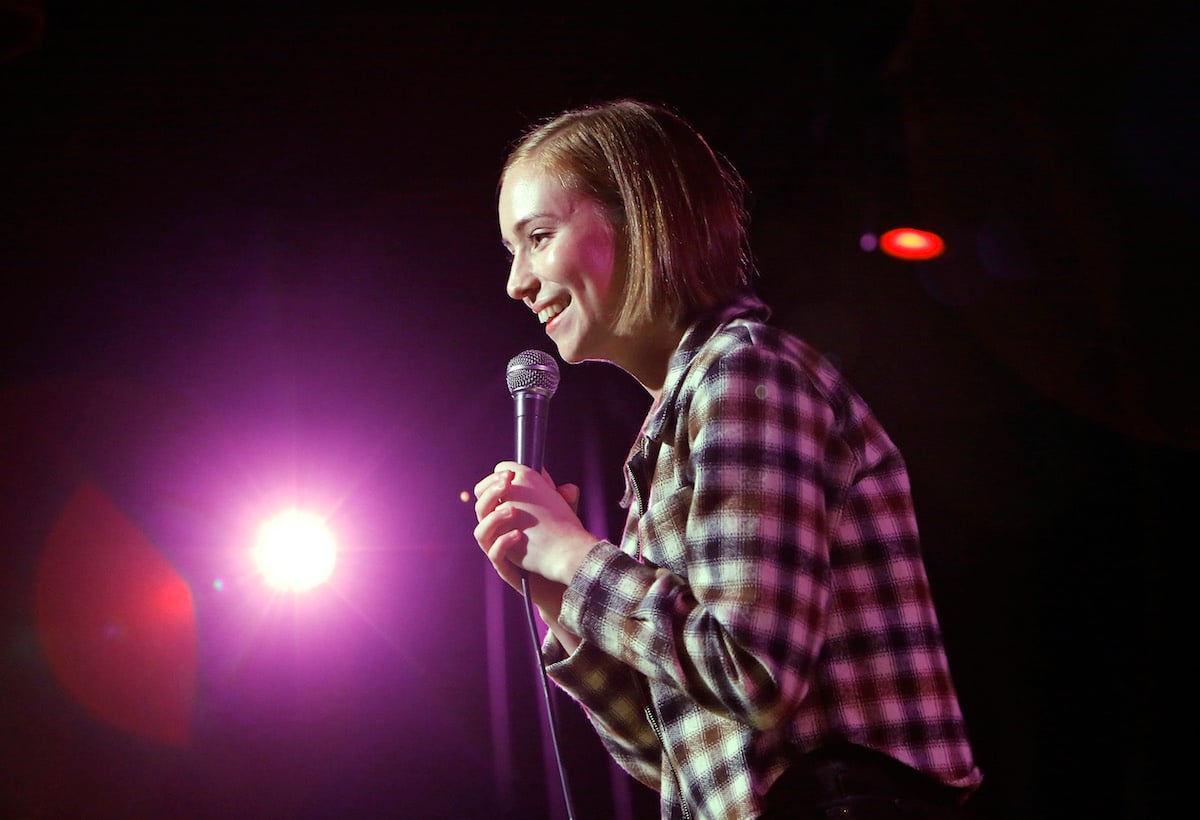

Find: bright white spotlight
<box><xmin>253</xmin><ymin>509</ymin><xmax>338</xmax><ymax>592</ymax></box>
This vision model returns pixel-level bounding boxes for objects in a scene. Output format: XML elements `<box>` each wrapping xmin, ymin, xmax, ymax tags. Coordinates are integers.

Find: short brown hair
<box><xmin>500</xmin><ymin>99</ymin><xmax>752</xmax><ymax>332</ymax></box>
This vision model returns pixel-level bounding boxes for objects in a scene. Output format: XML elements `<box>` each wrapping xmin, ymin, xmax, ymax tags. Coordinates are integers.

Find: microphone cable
<box><xmin>520</xmin><ymin>574</ymin><xmax>578</xmax><ymax>820</ymax></box>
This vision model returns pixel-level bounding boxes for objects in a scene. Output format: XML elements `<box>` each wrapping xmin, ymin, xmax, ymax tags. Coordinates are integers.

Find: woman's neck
<box><xmin>613</xmin><ymin>321</ymin><xmax>686</xmax><ymax>402</ymax></box>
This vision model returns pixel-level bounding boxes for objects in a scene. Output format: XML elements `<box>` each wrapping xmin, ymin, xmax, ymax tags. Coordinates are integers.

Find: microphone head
<box><xmin>506</xmin><ymin>349</ymin><xmax>560</xmax><ymax>399</ymax></box>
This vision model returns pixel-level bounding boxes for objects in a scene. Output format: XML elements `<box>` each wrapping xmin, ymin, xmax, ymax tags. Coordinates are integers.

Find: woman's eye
<box><xmin>530</xmin><ymin>232</ymin><xmax>550</xmax><ymax>247</ymax></box>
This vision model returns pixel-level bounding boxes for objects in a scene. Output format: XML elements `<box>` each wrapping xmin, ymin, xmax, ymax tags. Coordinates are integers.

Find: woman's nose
<box><xmin>506</xmin><ymin>255</ymin><xmax>536</xmax><ymax>302</ymax></box>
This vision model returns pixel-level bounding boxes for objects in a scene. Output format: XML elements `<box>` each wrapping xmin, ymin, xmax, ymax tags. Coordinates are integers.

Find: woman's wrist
<box><xmin>553</xmin><ymin>531</ymin><xmax>600</xmax><ymax>586</ymax></box>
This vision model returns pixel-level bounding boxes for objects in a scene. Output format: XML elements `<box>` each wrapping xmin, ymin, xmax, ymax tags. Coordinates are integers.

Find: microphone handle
<box><xmin>514</xmin><ymin>391</ymin><xmax>549</xmax><ymax>472</ymax></box>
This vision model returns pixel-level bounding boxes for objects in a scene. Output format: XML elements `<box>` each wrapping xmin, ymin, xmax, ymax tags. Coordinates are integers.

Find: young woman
<box><xmin>472</xmin><ymin>99</ymin><xmax>982</xmax><ymax>819</ymax></box>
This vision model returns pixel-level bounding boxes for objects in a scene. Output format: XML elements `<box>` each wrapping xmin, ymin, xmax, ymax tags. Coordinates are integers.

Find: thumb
<box><xmin>556</xmin><ymin>483</ymin><xmax>581</xmax><ymax>514</ymax></box>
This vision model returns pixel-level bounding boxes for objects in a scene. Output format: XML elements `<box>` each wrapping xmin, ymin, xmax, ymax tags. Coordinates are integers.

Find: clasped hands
<box><xmin>472</xmin><ymin>462</ymin><xmax>599</xmax><ymax>622</ymax></box>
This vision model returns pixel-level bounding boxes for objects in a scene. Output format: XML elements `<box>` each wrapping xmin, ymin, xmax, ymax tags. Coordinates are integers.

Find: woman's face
<box><xmin>499</xmin><ymin>160</ymin><xmax>624</xmax><ymax>365</ymax></box>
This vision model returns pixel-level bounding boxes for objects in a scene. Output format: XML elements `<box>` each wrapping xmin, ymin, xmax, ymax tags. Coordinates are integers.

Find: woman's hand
<box><xmin>472</xmin><ymin>462</ymin><xmax>596</xmax><ymax>588</ymax></box>
<box><xmin>472</xmin><ymin>464</ymin><xmax>591</xmax><ymax>652</ymax></box>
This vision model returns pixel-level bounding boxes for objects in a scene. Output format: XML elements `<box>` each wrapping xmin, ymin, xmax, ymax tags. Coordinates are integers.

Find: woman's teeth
<box><xmin>539</xmin><ymin>303</ymin><xmax>564</xmax><ymax>324</ymax></box>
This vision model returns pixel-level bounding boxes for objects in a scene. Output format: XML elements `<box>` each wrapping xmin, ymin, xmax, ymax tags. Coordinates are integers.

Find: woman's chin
<box><xmin>555</xmin><ymin>348</ymin><xmax>584</xmax><ymax>365</ymax></box>
<box><xmin>546</xmin><ymin>328</ymin><xmax>576</xmax><ymax>363</ymax></box>
<box><xmin>550</xmin><ymin>339</ymin><xmax>588</xmax><ymax>366</ymax></box>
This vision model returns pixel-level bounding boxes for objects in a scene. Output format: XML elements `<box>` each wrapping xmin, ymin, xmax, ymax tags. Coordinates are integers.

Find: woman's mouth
<box><xmin>538</xmin><ymin>302</ymin><xmax>566</xmax><ymax>325</ymax></box>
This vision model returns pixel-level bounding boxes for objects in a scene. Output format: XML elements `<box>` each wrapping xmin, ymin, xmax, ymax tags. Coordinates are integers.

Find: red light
<box><xmin>879</xmin><ymin>227</ymin><xmax>945</xmax><ymax>261</ymax></box>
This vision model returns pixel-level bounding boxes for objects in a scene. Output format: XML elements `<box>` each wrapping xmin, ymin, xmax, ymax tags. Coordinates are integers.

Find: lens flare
<box><xmin>34</xmin><ymin>481</ymin><xmax>196</xmax><ymax>746</ymax></box>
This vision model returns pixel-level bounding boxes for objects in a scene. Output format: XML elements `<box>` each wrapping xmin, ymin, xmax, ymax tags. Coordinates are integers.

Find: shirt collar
<box><xmin>641</xmin><ymin>288</ymin><xmax>771</xmax><ymax>444</ymax></box>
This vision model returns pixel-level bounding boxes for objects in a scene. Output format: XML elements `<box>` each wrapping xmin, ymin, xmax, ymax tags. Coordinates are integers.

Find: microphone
<box><xmin>503</xmin><ymin>348</ymin><xmax>577</xmax><ymax>820</ymax></box>
<box><xmin>506</xmin><ymin>349</ymin><xmax>560</xmax><ymax>472</ymax></box>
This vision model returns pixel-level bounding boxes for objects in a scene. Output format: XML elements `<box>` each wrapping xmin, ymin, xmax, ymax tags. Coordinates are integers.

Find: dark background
<box><xmin>2</xmin><ymin>4</ymin><xmax>1194</xmax><ymax>819</ymax></box>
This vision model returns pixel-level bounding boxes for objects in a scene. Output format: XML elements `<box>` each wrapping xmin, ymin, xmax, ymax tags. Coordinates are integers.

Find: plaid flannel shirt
<box><xmin>544</xmin><ymin>291</ymin><xmax>982</xmax><ymax>819</ymax></box>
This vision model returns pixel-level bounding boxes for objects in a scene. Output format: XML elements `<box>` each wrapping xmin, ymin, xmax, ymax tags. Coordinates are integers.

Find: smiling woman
<box><xmin>473</xmin><ymin>99</ymin><xmax>982</xmax><ymax>820</ymax></box>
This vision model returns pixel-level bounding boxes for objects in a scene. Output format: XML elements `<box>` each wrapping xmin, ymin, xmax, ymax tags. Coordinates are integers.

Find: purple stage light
<box><xmin>252</xmin><ymin>509</ymin><xmax>338</xmax><ymax>592</ymax></box>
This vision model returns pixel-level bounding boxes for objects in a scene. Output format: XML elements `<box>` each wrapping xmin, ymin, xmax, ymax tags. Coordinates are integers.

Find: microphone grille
<box><xmin>506</xmin><ymin>349</ymin><xmax>560</xmax><ymax>398</ymax></box>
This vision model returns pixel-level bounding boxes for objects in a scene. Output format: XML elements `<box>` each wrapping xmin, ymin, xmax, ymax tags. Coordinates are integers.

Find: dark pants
<box><xmin>760</xmin><ymin>743</ymin><xmax>975</xmax><ymax>820</ymax></box>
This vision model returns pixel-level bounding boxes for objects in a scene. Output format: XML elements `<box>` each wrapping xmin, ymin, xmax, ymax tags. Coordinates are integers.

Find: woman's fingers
<box><xmin>473</xmin><ymin>469</ymin><xmax>513</xmax><ymax>523</ymax></box>
<box><xmin>472</xmin><ymin>501</ymin><xmax>514</xmax><ymax>552</ymax></box>
<box><xmin>473</xmin><ymin>464</ymin><xmax>570</xmax><ymax>591</ymax></box>
<box><xmin>487</xmin><ymin>528</ymin><xmax>527</xmax><ymax>592</ymax></box>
